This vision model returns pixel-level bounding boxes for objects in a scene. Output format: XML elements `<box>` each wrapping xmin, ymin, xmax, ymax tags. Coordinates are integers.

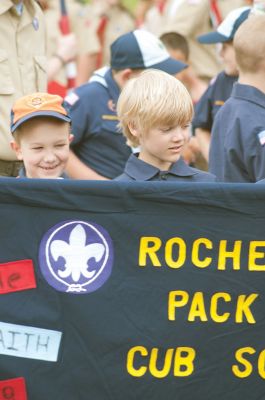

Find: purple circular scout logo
<box><xmin>39</xmin><ymin>220</ymin><xmax>114</xmax><ymax>294</ymax></box>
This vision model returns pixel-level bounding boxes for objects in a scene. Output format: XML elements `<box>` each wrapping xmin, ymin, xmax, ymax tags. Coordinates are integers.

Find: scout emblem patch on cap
<box><xmin>39</xmin><ymin>221</ymin><xmax>114</xmax><ymax>294</ymax></box>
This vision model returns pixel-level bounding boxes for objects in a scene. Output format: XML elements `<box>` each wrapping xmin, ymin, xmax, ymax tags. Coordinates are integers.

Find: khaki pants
<box><xmin>0</xmin><ymin>160</ymin><xmax>23</xmax><ymax>177</ymax></box>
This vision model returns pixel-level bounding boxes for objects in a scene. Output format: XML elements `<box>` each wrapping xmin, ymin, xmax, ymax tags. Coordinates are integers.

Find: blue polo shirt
<box><xmin>209</xmin><ymin>83</ymin><xmax>265</xmax><ymax>182</ymax></box>
<box><xmin>192</xmin><ymin>71</ymin><xmax>237</xmax><ymax>132</ymax></box>
<box><xmin>115</xmin><ymin>154</ymin><xmax>216</xmax><ymax>182</ymax></box>
<box><xmin>18</xmin><ymin>167</ymin><xmax>68</xmax><ymax>179</ymax></box>
<box><xmin>64</xmin><ymin>67</ymin><xmax>132</xmax><ymax>179</ymax></box>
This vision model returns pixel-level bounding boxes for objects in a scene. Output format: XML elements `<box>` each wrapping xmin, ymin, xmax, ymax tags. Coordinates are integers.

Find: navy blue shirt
<box><xmin>115</xmin><ymin>154</ymin><xmax>216</xmax><ymax>182</ymax></box>
<box><xmin>209</xmin><ymin>83</ymin><xmax>265</xmax><ymax>182</ymax></box>
<box><xmin>192</xmin><ymin>71</ymin><xmax>237</xmax><ymax>132</ymax></box>
<box><xmin>64</xmin><ymin>67</ymin><xmax>132</xmax><ymax>179</ymax></box>
<box><xmin>18</xmin><ymin>167</ymin><xmax>68</xmax><ymax>179</ymax></box>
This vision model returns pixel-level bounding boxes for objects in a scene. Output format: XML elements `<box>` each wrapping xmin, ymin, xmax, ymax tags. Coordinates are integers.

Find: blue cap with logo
<box><xmin>110</xmin><ymin>29</ymin><xmax>187</xmax><ymax>74</ymax></box>
<box><xmin>197</xmin><ymin>7</ymin><xmax>251</xmax><ymax>44</ymax></box>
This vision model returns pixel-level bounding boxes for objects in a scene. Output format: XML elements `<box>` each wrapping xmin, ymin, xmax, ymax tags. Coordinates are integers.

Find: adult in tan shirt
<box><xmin>43</xmin><ymin>0</ymin><xmax>98</xmax><ymax>88</ymax></box>
<box><xmin>76</xmin><ymin>0</ymin><xmax>135</xmax><ymax>84</ymax></box>
<box><xmin>0</xmin><ymin>0</ymin><xmax>47</xmax><ymax>176</ymax></box>
<box><xmin>147</xmin><ymin>0</ymin><xmax>250</xmax><ymax>81</ymax></box>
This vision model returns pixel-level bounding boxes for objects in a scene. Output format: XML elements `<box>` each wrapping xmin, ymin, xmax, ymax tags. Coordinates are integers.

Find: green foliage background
<box><xmin>123</xmin><ymin>0</ymin><xmax>138</xmax><ymax>11</ymax></box>
<box><xmin>81</xmin><ymin>0</ymin><xmax>138</xmax><ymax>12</ymax></box>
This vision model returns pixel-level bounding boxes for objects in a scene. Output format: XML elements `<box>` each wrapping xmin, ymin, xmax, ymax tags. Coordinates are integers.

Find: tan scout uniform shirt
<box><xmin>143</xmin><ymin>5</ymin><xmax>165</xmax><ymax>35</ymax></box>
<box><xmin>161</xmin><ymin>0</ymin><xmax>221</xmax><ymax>80</ymax></box>
<box><xmin>217</xmin><ymin>0</ymin><xmax>251</xmax><ymax>19</ymax></box>
<box><xmin>83</xmin><ymin>5</ymin><xmax>135</xmax><ymax>67</ymax></box>
<box><xmin>0</xmin><ymin>0</ymin><xmax>47</xmax><ymax>161</ymax></box>
<box><xmin>44</xmin><ymin>0</ymin><xmax>96</xmax><ymax>86</ymax></box>
<box><xmin>161</xmin><ymin>0</ymin><xmax>249</xmax><ymax>81</ymax></box>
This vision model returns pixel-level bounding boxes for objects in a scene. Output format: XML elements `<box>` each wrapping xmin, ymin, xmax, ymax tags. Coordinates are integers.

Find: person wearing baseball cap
<box><xmin>10</xmin><ymin>92</ymin><xmax>73</xmax><ymax>179</ymax></box>
<box><xmin>193</xmin><ymin>6</ymin><xmax>251</xmax><ymax>164</ymax></box>
<box><xmin>64</xmin><ymin>29</ymin><xmax>187</xmax><ymax>180</ymax></box>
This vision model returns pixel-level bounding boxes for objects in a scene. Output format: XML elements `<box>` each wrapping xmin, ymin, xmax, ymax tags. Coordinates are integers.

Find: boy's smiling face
<box><xmin>130</xmin><ymin>123</ymin><xmax>189</xmax><ymax>171</ymax></box>
<box><xmin>11</xmin><ymin>118</ymin><xmax>72</xmax><ymax>179</ymax></box>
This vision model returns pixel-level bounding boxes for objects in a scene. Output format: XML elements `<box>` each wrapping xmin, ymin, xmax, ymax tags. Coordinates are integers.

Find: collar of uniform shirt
<box><xmin>125</xmin><ymin>154</ymin><xmax>197</xmax><ymax>181</ymax></box>
<box><xmin>13</xmin><ymin>1</ymin><xmax>23</xmax><ymax>16</ymax></box>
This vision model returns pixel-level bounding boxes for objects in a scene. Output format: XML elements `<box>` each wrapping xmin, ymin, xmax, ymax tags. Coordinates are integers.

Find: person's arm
<box><xmin>75</xmin><ymin>53</ymin><xmax>98</xmax><ymax>86</ymax></box>
<box><xmin>66</xmin><ymin>150</ymin><xmax>109</xmax><ymax>180</ymax></box>
<box><xmin>47</xmin><ymin>33</ymin><xmax>77</xmax><ymax>81</ymax></box>
<box><xmin>195</xmin><ymin>128</ymin><xmax>211</xmax><ymax>163</ymax></box>
<box><xmin>134</xmin><ymin>0</ymin><xmax>154</xmax><ymax>26</ymax></box>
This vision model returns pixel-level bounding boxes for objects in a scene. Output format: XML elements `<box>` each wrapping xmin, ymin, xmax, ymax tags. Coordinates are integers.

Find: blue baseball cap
<box><xmin>198</xmin><ymin>7</ymin><xmax>251</xmax><ymax>44</ymax></box>
<box><xmin>110</xmin><ymin>29</ymin><xmax>187</xmax><ymax>74</ymax></box>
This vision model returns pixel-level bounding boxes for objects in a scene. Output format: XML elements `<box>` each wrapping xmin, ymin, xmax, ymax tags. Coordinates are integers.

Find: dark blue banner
<box><xmin>0</xmin><ymin>179</ymin><xmax>265</xmax><ymax>400</ymax></box>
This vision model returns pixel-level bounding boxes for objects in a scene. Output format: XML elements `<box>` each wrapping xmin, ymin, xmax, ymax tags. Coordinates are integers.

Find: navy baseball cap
<box><xmin>110</xmin><ymin>29</ymin><xmax>187</xmax><ymax>74</ymax></box>
<box><xmin>198</xmin><ymin>7</ymin><xmax>251</xmax><ymax>44</ymax></box>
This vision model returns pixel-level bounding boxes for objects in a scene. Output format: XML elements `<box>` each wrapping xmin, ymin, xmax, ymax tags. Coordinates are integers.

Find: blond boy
<box><xmin>10</xmin><ymin>93</ymin><xmax>73</xmax><ymax>179</ymax></box>
<box><xmin>115</xmin><ymin>69</ymin><xmax>216</xmax><ymax>182</ymax></box>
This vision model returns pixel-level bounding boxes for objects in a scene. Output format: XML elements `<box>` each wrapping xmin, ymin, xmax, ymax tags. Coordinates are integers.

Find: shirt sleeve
<box><xmin>249</xmin><ymin>126</ymin><xmax>265</xmax><ymax>182</ymax></box>
<box><xmin>64</xmin><ymin>86</ymin><xmax>91</xmax><ymax>146</ymax></box>
<box><xmin>192</xmin><ymin>85</ymin><xmax>214</xmax><ymax>131</ymax></box>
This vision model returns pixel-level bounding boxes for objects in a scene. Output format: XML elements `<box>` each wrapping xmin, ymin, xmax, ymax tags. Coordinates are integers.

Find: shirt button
<box><xmin>160</xmin><ymin>174</ymin><xmax>167</xmax><ymax>180</ymax></box>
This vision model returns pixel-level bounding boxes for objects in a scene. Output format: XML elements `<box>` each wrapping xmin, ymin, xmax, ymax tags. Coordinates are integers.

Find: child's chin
<box><xmin>37</xmin><ymin>168</ymin><xmax>63</xmax><ymax>179</ymax></box>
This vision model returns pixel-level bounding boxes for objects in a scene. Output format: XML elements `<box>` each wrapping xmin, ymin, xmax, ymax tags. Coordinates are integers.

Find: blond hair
<box><xmin>234</xmin><ymin>15</ymin><xmax>265</xmax><ymax>73</ymax></box>
<box><xmin>117</xmin><ymin>69</ymin><xmax>194</xmax><ymax>147</ymax></box>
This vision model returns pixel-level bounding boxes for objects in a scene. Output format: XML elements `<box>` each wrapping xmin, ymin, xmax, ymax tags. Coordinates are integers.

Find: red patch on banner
<box><xmin>0</xmin><ymin>260</ymin><xmax>36</xmax><ymax>294</ymax></box>
<box><xmin>0</xmin><ymin>377</ymin><xmax>27</xmax><ymax>400</ymax></box>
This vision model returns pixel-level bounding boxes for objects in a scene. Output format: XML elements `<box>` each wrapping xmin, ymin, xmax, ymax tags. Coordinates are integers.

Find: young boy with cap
<box><xmin>192</xmin><ymin>6</ymin><xmax>251</xmax><ymax>163</ymax></box>
<box><xmin>209</xmin><ymin>15</ymin><xmax>265</xmax><ymax>182</ymax></box>
<box><xmin>10</xmin><ymin>93</ymin><xmax>72</xmax><ymax>179</ymax></box>
<box><xmin>64</xmin><ymin>29</ymin><xmax>187</xmax><ymax>180</ymax></box>
<box><xmin>115</xmin><ymin>69</ymin><xmax>216</xmax><ymax>182</ymax></box>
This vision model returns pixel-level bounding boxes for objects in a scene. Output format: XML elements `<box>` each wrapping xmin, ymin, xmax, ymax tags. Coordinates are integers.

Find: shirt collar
<box><xmin>105</xmin><ymin>69</ymin><xmax>120</xmax><ymax>103</ymax></box>
<box><xmin>18</xmin><ymin>167</ymin><xmax>68</xmax><ymax>179</ymax></box>
<box><xmin>232</xmin><ymin>83</ymin><xmax>265</xmax><ymax>108</ymax></box>
<box><xmin>14</xmin><ymin>1</ymin><xmax>23</xmax><ymax>16</ymax></box>
<box><xmin>125</xmin><ymin>154</ymin><xmax>197</xmax><ymax>181</ymax></box>
<box><xmin>0</xmin><ymin>0</ymin><xmax>15</xmax><ymax>14</ymax></box>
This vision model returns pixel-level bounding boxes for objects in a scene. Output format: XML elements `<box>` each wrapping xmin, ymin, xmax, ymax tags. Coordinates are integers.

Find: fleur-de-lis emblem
<box><xmin>50</xmin><ymin>224</ymin><xmax>105</xmax><ymax>283</ymax></box>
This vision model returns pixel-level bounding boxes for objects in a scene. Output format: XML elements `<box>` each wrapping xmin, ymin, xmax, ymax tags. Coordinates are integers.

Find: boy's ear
<box><xmin>10</xmin><ymin>141</ymin><xmax>23</xmax><ymax>160</ymax></box>
<box><xmin>119</xmin><ymin>68</ymin><xmax>134</xmax><ymax>85</ymax></box>
<box><xmin>128</xmin><ymin>121</ymin><xmax>139</xmax><ymax>138</ymax></box>
<box><xmin>69</xmin><ymin>134</ymin><xmax>74</xmax><ymax>143</ymax></box>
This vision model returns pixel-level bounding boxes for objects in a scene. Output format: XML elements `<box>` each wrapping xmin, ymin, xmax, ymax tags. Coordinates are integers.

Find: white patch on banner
<box><xmin>0</xmin><ymin>322</ymin><xmax>62</xmax><ymax>362</ymax></box>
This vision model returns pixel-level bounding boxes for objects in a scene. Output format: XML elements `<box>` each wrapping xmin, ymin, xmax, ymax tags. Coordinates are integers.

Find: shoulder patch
<box><xmin>64</xmin><ymin>92</ymin><xmax>79</xmax><ymax>106</ymax></box>
<box><xmin>258</xmin><ymin>130</ymin><xmax>265</xmax><ymax>146</ymax></box>
<box><xmin>210</xmin><ymin>75</ymin><xmax>217</xmax><ymax>86</ymax></box>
